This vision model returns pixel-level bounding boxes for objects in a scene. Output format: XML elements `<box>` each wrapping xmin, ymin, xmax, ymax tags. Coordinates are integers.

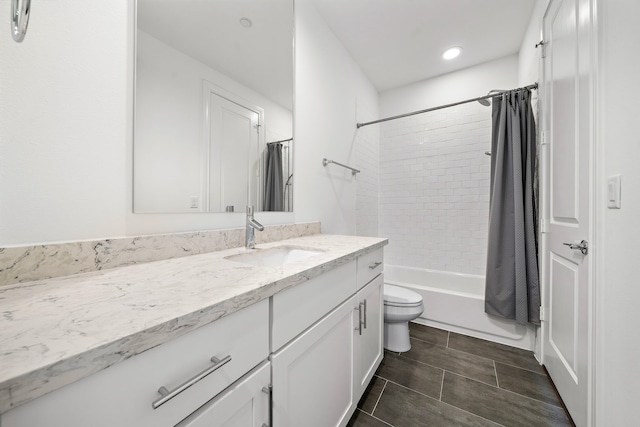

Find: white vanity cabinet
<box><xmin>271</xmin><ymin>249</ymin><xmax>384</xmax><ymax>427</ymax></box>
<box><xmin>1</xmin><ymin>299</ymin><xmax>270</xmax><ymax>427</ymax></box>
<box><xmin>271</xmin><ymin>296</ymin><xmax>357</xmax><ymax>427</ymax></box>
<box><xmin>0</xmin><ymin>243</ymin><xmax>386</xmax><ymax>427</ymax></box>
<box><xmin>354</xmin><ymin>274</ymin><xmax>384</xmax><ymax>398</ymax></box>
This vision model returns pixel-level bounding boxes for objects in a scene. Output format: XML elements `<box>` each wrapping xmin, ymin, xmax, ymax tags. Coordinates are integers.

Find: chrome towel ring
<box><xmin>11</xmin><ymin>0</ymin><xmax>31</xmax><ymax>42</ymax></box>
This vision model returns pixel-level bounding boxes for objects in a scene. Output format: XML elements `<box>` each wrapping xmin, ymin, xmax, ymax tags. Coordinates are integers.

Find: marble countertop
<box><xmin>0</xmin><ymin>234</ymin><xmax>387</xmax><ymax>415</ymax></box>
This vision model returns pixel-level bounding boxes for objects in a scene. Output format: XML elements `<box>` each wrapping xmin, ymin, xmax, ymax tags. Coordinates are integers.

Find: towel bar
<box><xmin>322</xmin><ymin>158</ymin><xmax>360</xmax><ymax>176</ymax></box>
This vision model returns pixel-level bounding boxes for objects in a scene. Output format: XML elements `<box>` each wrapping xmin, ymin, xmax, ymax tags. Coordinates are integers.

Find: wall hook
<box><xmin>11</xmin><ymin>0</ymin><xmax>31</xmax><ymax>42</ymax></box>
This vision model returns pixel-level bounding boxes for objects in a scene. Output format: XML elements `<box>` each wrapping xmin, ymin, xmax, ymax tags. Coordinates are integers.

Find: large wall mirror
<box><xmin>134</xmin><ymin>0</ymin><xmax>294</xmax><ymax>213</ymax></box>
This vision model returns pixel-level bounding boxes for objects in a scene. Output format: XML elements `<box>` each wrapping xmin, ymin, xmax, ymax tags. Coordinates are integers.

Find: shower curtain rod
<box><xmin>356</xmin><ymin>83</ymin><xmax>538</xmax><ymax>129</ymax></box>
<box><xmin>267</xmin><ymin>138</ymin><xmax>293</xmax><ymax>145</ymax></box>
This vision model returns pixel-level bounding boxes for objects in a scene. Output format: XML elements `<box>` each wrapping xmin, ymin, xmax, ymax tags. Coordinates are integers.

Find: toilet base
<box><xmin>384</xmin><ymin>321</ymin><xmax>412</xmax><ymax>353</ymax></box>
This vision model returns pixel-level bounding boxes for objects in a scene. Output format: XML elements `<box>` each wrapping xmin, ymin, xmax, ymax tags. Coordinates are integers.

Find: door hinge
<box><xmin>539</xmin><ymin>306</ymin><xmax>545</xmax><ymax>322</ymax></box>
<box><xmin>540</xmin><ymin>218</ymin><xmax>547</xmax><ymax>233</ymax></box>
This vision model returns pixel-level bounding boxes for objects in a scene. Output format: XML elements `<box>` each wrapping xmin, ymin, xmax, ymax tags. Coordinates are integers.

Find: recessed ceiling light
<box><xmin>239</xmin><ymin>17</ymin><xmax>253</xmax><ymax>28</ymax></box>
<box><xmin>442</xmin><ymin>46</ymin><xmax>462</xmax><ymax>60</ymax></box>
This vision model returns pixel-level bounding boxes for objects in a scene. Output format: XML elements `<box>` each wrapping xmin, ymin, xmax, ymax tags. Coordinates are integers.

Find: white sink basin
<box><xmin>225</xmin><ymin>246</ymin><xmax>323</xmax><ymax>267</ymax></box>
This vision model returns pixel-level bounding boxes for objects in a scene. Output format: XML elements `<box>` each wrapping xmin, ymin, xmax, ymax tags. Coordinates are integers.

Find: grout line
<box><xmin>446</xmin><ymin>331</ymin><xmax>450</xmax><ymax>348</ymax></box>
<box><xmin>494</xmin><ymin>360</ymin><xmax>500</xmax><ymax>388</ymax></box>
<box><xmin>445</xmin><ymin>370</ymin><xmax>566</xmax><ymax>409</ymax></box>
<box><xmin>406</xmin><ymin>335</ymin><xmax>444</xmax><ymax>347</ymax></box>
<box><xmin>364</xmin><ymin>410</ymin><xmax>394</xmax><ymax>427</ymax></box>
<box><xmin>383</xmin><ymin>379</ymin><xmax>439</xmax><ymax>400</ymax></box>
<box><xmin>495</xmin><ymin>359</ymin><xmax>548</xmax><ymax>376</ymax></box>
<box><xmin>371</xmin><ymin>379</ymin><xmax>388</xmax><ymax>415</ymax></box>
<box><xmin>438</xmin><ymin>396</ymin><xmax>507</xmax><ymax>427</ymax></box>
<box><xmin>439</xmin><ymin>370</ymin><xmax>445</xmax><ymax>401</ymax></box>
<box><xmin>387</xmin><ymin>377</ymin><xmax>505</xmax><ymax>427</ymax></box>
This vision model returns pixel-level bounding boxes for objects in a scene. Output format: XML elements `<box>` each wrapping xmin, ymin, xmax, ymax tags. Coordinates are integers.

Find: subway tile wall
<box><xmin>379</xmin><ymin>102</ymin><xmax>492</xmax><ymax>275</ymax></box>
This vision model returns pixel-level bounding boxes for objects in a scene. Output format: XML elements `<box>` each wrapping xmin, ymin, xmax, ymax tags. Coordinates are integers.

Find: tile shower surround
<box><xmin>379</xmin><ymin>102</ymin><xmax>492</xmax><ymax>275</ymax></box>
<box><xmin>0</xmin><ymin>222</ymin><xmax>321</xmax><ymax>286</ymax></box>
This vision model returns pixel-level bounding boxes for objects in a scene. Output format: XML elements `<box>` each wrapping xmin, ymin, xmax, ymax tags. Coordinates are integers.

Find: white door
<box><xmin>542</xmin><ymin>0</ymin><xmax>594</xmax><ymax>425</ymax></box>
<box><xmin>354</xmin><ymin>274</ymin><xmax>383</xmax><ymax>398</ymax></box>
<box><xmin>206</xmin><ymin>91</ymin><xmax>259</xmax><ymax>213</ymax></box>
<box><xmin>271</xmin><ymin>296</ymin><xmax>356</xmax><ymax>427</ymax></box>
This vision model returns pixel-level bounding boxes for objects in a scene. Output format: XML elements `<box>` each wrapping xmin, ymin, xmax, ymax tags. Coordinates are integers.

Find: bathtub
<box><xmin>385</xmin><ymin>265</ymin><xmax>536</xmax><ymax>351</ymax></box>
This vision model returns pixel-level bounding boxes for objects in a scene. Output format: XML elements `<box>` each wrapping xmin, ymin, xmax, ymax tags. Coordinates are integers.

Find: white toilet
<box><xmin>383</xmin><ymin>284</ymin><xmax>424</xmax><ymax>352</ymax></box>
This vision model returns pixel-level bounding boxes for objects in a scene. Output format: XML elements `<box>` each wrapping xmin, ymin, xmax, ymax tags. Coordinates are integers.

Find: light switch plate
<box><xmin>607</xmin><ymin>175</ymin><xmax>621</xmax><ymax>209</ymax></box>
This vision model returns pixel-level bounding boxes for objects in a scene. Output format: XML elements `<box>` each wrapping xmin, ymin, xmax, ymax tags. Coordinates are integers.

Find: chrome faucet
<box><xmin>245</xmin><ymin>206</ymin><xmax>264</xmax><ymax>249</ymax></box>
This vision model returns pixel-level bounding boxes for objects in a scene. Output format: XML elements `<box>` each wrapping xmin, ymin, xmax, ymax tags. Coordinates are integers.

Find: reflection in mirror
<box><xmin>134</xmin><ymin>0</ymin><xmax>294</xmax><ymax>213</ymax></box>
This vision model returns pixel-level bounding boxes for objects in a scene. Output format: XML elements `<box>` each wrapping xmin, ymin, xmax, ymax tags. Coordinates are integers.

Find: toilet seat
<box><xmin>383</xmin><ymin>284</ymin><xmax>423</xmax><ymax>308</ymax></box>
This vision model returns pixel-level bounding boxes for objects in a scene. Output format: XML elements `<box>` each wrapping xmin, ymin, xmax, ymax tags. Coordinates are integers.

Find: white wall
<box><xmin>380</xmin><ymin>55</ymin><xmax>519</xmax><ymax>118</ymax></box>
<box><xmin>0</xmin><ymin>1</ymin><xmax>130</xmax><ymax>246</ymax></box>
<box><xmin>294</xmin><ymin>0</ymin><xmax>379</xmax><ymax>235</ymax></box>
<box><xmin>595</xmin><ymin>0</ymin><xmax>640</xmax><ymax>424</ymax></box>
<box><xmin>378</xmin><ymin>56</ymin><xmax>518</xmax><ymax>273</ymax></box>
<box><xmin>518</xmin><ymin>0</ymin><xmax>550</xmax><ymax>86</ymax></box>
<box><xmin>0</xmin><ymin>0</ymin><xmax>377</xmax><ymax>246</ymax></box>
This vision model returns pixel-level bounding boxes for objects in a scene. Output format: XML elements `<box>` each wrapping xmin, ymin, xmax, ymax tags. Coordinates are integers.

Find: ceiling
<box><xmin>138</xmin><ymin>0</ymin><xmax>294</xmax><ymax>109</ymax></box>
<box><xmin>311</xmin><ymin>0</ymin><xmax>537</xmax><ymax>92</ymax></box>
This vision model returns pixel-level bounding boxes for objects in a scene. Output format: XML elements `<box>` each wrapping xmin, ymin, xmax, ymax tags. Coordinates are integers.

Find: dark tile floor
<box><xmin>348</xmin><ymin>323</ymin><xmax>574</xmax><ymax>427</ymax></box>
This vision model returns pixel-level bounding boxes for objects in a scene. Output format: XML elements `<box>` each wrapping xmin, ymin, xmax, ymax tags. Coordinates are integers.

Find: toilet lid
<box><xmin>384</xmin><ymin>284</ymin><xmax>423</xmax><ymax>306</ymax></box>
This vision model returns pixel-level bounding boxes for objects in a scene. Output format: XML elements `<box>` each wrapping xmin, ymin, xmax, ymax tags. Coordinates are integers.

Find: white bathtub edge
<box><xmin>411</xmin><ymin>318</ymin><xmax>536</xmax><ymax>351</ymax></box>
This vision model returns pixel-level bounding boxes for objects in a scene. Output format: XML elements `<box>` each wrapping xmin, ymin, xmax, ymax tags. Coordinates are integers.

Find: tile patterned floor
<box><xmin>348</xmin><ymin>323</ymin><xmax>574</xmax><ymax>427</ymax></box>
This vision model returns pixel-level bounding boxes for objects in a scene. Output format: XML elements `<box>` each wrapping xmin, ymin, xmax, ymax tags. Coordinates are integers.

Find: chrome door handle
<box><xmin>355</xmin><ymin>304</ymin><xmax>363</xmax><ymax>335</ymax></box>
<box><xmin>563</xmin><ymin>240</ymin><xmax>588</xmax><ymax>255</ymax></box>
<box><xmin>369</xmin><ymin>261</ymin><xmax>383</xmax><ymax>270</ymax></box>
<box><xmin>152</xmin><ymin>355</ymin><xmax>232</xmax><ymax>409</ymax></box>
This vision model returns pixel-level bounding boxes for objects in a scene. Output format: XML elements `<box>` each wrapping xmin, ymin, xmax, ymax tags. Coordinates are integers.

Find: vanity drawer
<box><xmin>2</xmin><ymin>299</ymin><xmax>269</xmax><ymax>427</ymax></box>
<box><xmin>357</xmin><ymin>248</ymin><xmax>384</xmax><ymax>289</ymax></box>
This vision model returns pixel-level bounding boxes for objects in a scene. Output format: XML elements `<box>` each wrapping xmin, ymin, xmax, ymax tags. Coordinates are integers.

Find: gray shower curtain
<box><xmin>264</xmin><ymin>143</ymin><xmax>284</xmax><ymax>211</ymax></box>
<box><xmin>485</xmin><ymin>89</ymin><xmax>540</xmax><ymax>325</ymax></box>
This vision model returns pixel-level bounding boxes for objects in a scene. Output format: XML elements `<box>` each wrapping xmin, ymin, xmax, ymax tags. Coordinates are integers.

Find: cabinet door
<box><xmin>272</xmin><ymin>296</ymin><xmax>356</xmax><ymax>427</ymax></box>
<box><xmin>176</xmin><ymin>362</ymin><xmax>270</xmax><ymax>427</ymax></box>
<box><xmin>354</xmin><ymin>274</ymin><xmax>384</xmax><ymax>398</ymax></box>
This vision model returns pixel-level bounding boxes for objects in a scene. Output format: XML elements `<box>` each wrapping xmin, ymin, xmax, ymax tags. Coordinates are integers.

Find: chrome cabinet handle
<box><xmin>355</xmin><ymin>304</ymin><xmax>363</xmax><ymax>335</ymax></box>
<box><xmin>152</xmin><ymin>355</ymin><xmax>232</xmax><ymax>409</ymax></box>
<box><xmin>262</xmin><ymin>385</ymin><xmax>272</xmax><ymax>427</ymax></box>
<box><xmin>563</xmin><ymin>240</ymin><xmax>588</xmax><ymax>255</ymax></box>
<box><xmin>369</xmin><ymin>261</ymin><xmax>383</xmax><ymax>270</ymax></box>
<box><xmin>363</xmin><ymin>299</ymin><xmax>367</xmax><ymax>329</ymax></box>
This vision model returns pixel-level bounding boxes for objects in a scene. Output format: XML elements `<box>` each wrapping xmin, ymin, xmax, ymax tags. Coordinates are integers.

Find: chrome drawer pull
<box><xmin>355</xmin><ymin>305</ymin><xmax>363</xmax><ymax>335</ymax></box>
<box><xmin>152</xmin><ymin>355</ymin><xmax>232</xmax><ymax>409</ymax></box>
<box><xmin>369</xmin><ymin>261</ymin><xmax>382</xmax><ymax>270</ymax></box>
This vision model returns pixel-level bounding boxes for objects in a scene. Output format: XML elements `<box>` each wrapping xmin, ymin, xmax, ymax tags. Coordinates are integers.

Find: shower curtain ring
<box><xmin>11</xmin><ymin>0</ymin><xmax>31</xmax><ymax>42</ymax></box>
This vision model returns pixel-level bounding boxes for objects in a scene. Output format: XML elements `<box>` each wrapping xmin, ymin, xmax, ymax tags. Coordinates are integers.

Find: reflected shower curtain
<box><xmin>264</xmin><ymin>143</ymin><xmax>284</xmax><ymax>211</ymax></box>
<box><xmin>485</xmin><ymin>89</ymin><xmax>540</xmax><ymax>325</ymax></box>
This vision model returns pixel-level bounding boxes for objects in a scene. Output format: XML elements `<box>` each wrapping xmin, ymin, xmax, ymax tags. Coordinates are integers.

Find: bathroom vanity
<box><xmin>0</xmin><ymin>234</ymin><xmax>386</xmax><ymax>427</ymax></box>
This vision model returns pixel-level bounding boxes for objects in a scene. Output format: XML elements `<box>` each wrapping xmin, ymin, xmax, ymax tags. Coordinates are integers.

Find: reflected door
<box><xmin>206</xmin><ymin>91</ymin><xmax>260</xmax><ymax>213</ymax></box>
<box><xmin>542</xmin><ymin>0</ymin><xmax>594</xmax><ymax>425</ymax></box>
